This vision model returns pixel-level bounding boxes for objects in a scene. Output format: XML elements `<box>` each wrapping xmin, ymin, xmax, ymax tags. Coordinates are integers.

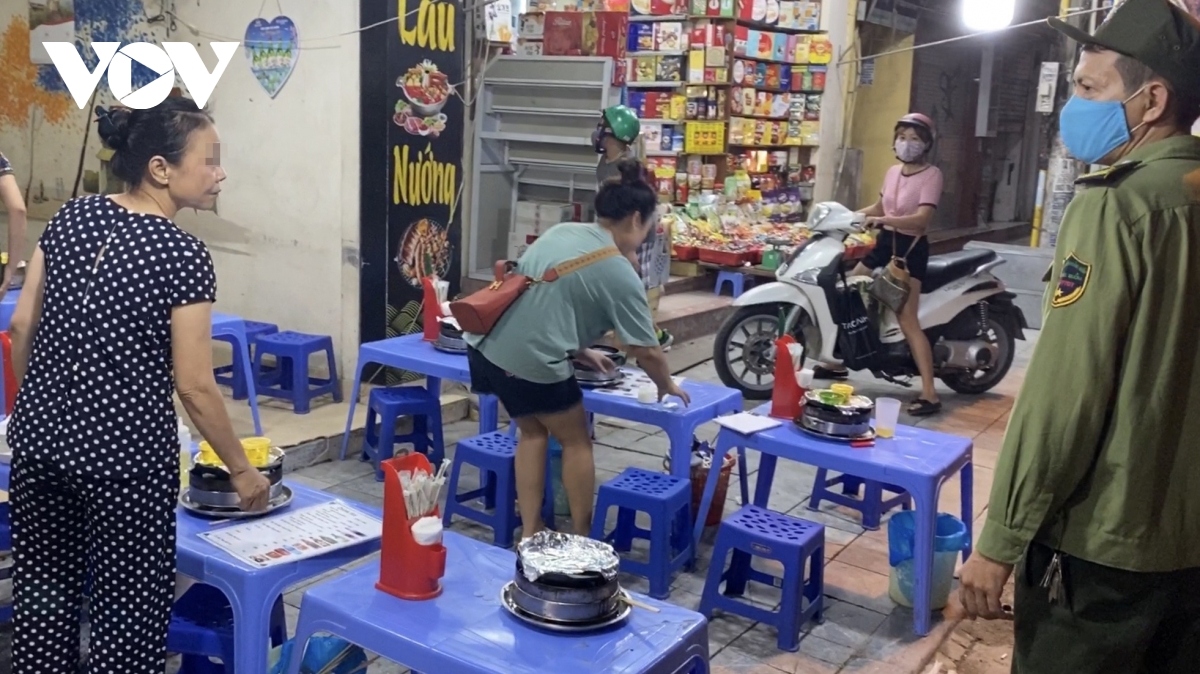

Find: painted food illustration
<box><xmin>396</xmin><ymin>218</ymin><xmax>452</xmax><ymax>288</ymax></box>
<box><xmin>398</xmin><ymin>60</ymin><xmax>453</xmax><ymax>117</ymax></box>
<box><xmin>394</xmin><ymin>100</ymin><xmax>448</xmax><ymax>138</ymax></box>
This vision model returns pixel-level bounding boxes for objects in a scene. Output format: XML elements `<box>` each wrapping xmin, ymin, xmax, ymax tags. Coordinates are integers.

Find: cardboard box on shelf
<box><xmin>519</xmin><ymin>12</ymin><xmax>546</xmax><ymax>38</ymax></box>
<box><xmin>515</xmin><ymin>201</ymin><xmax>584</xmax><ymax>226</ymax></box>
<box><xmin>543</xmin><ymin>11</ymin><xmax>629</xmax><ymax>57</ymax></box>
<box><xmin>517</xmin><ymin>39</ymin><xmax>544</xmax><ymax>56</ymax></box>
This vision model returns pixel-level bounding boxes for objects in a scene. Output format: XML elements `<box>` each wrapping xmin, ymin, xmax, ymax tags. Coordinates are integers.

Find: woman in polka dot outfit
<box><xmin>5</xmin><ymin>98</ymin><xmax>271</xmax><ymax>673</ymax></box>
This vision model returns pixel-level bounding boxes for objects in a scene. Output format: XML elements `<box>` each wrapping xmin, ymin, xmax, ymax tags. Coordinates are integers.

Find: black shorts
<box><xmin>863</xmin><ymin>229</ymin><xmax>929</xmax><ymax>282</ymax></box>
<box><xmin>467</xmin><ymin>347</ymin><xmax>583</xmax><ymax>419</ymax></box>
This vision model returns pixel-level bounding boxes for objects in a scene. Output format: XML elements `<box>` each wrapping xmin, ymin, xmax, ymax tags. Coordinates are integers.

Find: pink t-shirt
<box><xmin>880</xmin><ymin>165</ymin><xmax>944</xmax><ymax>218</ymax></box>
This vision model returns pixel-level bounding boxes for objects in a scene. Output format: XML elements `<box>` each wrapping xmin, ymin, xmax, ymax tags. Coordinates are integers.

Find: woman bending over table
<box><xmin>465</xmin><ymin>159</ymin><xmax>690</xmax><ymax>538</ymax></box>
<box><xmin>5</xmin><ymin>99</ymin><xmax>270</xmax><ymax>673</ymax></box>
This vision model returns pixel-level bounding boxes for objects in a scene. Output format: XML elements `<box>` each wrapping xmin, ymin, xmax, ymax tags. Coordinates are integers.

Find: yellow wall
<box><xmin>849</xmin><ymin>31</ymin><xmax>915</xmax><ymax>209</ymax></box>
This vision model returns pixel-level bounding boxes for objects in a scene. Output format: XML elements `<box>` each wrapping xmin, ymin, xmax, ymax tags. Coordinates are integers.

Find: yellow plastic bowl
<box><xmin>830</xmin><ymin>383</ymin><xmax>855</xmax><ymax>399</ymax></box>
<box><xmin>241</xmin><ymin>437</ymin><xmax>272</xmax><ymax>468</ymax></box>
<box><xmin>196</xmin><ymin>441</ymin><xmax>220</xmax><ymax>466</ymax></box>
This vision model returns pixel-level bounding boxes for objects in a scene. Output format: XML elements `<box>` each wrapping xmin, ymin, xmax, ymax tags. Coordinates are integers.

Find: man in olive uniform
<box><xmin>957</xmin><ymin>1</ymin><xmax>1200</xmax><ymax>671</ymax></box>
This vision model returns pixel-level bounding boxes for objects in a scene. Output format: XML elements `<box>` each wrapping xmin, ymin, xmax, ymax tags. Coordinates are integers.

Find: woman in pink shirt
<box><xmin>816</xmin><ymin>113</ymin><xmax>944</xmax><ymax>416</ymax></box>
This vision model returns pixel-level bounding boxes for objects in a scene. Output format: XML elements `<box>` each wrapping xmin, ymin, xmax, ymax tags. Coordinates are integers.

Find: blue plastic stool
<box><xmin>699</xmin><ymin>505</ymin><xmax>824</xmax><ymax>651</ymax></box>
<box><xmin>169</xmin><ymin>583</ymin><xmax>287</xmax><ymax>674</ymax></box>
<box><xmin>362</xmin><ymin>387</ymin><xmax>446</xmax><ymax>480</ymax></box>
<box><xmin>442</xmin><ymin>429</ymin><xmax>555</xmax><ymax>548</ymax></box>
<box><xmin>715</xmin><ymin>271</ymin><xmax>748</xmax><ymax>298</ymax></box>
<box><xmin>808</xmin><ymin>470</ymin><xmax>911</xmax><ymax>530</ymax></box>
<box><xmin>590</xmin><ymin>468</ymin><xmax>694</xmax><ymax>599</ymax></box>
<box><xmin>253</xmin><ymin>331</ymin><xmax>343</xmax><ymax>414</ymax></box>
<box><xmin>214</xmin><ymin>320</ymin><xmax>279</xmax><ymax>400</ymax></box>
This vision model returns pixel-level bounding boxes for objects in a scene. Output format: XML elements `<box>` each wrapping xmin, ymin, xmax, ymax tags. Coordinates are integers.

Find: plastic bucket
<box><xmin>665</xmin><ymin>448</ymin><xmax>738</xmax><ymax>527</ymax></box>
<box><xmin>887</xmin><ymin>511</ymin><xmax>968</xmax><ymax>610</ymax></box>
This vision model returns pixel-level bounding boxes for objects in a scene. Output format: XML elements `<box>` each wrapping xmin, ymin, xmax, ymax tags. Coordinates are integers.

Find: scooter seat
<box><xmin>921</xmin><ymin>249</ymin><xmax>998</xmax><ymax>293</ymax></box>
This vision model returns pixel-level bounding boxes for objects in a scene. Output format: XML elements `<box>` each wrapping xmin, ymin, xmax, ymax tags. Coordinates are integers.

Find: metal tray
<box><xmin>500</xmin><ymin>581</ymin><xmax>632</xmax><ymax>633</ymax></box>
<box><xmin>179</xmin><ymin>484</ymin><xmax>295</xmax><ymax>519</ymax></box>
<box><xmin>796</xmin><ymin>423</ymin><xmax>876</xmax><ymax>444</ymax></box>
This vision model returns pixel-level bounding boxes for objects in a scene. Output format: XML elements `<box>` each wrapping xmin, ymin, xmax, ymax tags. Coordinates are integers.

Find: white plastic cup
<box><xmin>875</xmin><ymin>398</ymin><xmax>902</xmax><ymax>439</ymax></box>
<box><xmin>637</xmin><ymin>385</ymin><xmax>657</xmax><ymax>404</ymax></box>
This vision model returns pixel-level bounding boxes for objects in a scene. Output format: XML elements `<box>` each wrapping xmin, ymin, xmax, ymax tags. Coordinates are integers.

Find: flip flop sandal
<box><xmin>812</xmin><ymin>365</ymin><xmax>850</xmax><ymax>381</ymax></box>
<box><xmin>908</xmin><ymin>398</ymin><xmax>942</xmax><ymax>417</ymax></box>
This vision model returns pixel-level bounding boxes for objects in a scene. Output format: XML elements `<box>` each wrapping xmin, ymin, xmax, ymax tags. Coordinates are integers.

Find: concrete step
<box><xmin>656</xmin><ymin>290</ymin><xmax>734</xmax><ymax>345</ymax></box>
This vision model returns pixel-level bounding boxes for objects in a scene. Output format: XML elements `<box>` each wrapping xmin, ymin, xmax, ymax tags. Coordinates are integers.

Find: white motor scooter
<box><xmin>713</xmin><ymin>202</ymin><xmax>1028</xmax><ymax>400</ymax></box>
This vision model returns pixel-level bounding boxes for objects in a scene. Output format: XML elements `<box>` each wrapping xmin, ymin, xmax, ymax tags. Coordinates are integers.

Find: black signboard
<box><xmin>360</xmin><ymin>0</ymin><xmax>466</xmax><ymax>382</ymax></box>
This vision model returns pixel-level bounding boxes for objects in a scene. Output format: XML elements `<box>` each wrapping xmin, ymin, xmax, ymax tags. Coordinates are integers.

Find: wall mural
<box><xmin>0</xmin><ymin>0</ymin><xmax>165</xmax><ymax>128</ymax></box>
<box><xmin>382</xmin><ymin>0</ymin><xmax>464</xmax><ymax>384</ymax></box>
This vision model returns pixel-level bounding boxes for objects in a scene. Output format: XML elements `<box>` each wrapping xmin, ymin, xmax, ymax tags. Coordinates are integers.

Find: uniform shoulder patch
<box><xmin>1074</xmin><ymin>160</ymin><xmax>1143</xmax><ymax>186</ymax></box>
<box><xmin>1050</xmin><ymin>253</ymin><xmax>1091</xmax><ymax>308</ymax></box>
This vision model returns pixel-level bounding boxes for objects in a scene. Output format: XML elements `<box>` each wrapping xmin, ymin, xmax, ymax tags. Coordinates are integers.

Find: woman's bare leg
<box><xmin>513</xmin><ymin>415</ymin><xmax>551</xmax><ymax>539</ymax></box>
<box><xmin>533</xmin><ymin>402</ymin><xmax>595</xmax><ymax>536</ymax></box>
<box><xmin>898</xmin><ymin>278</ymin><xmax>939</xmax><ymax>406</ymax></box>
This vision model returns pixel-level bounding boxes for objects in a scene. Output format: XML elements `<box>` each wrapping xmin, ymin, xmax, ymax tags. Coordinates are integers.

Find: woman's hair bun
<box><xmin>96</xmin><ymin>106</ymin><xmax>132</xmax><ymax>150</ymax></box>
<box><xmin>616</xmin><ymin>158</ymin><xmax>647</xmax><ymax>185</ymax></box>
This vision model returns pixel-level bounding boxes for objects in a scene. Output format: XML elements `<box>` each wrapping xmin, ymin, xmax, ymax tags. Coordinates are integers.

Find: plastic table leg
<box><xmin>910</xmin><ymin>487</ymin><xmax>938</xmax><ymax>636</ymax></box>
<box><xmin>960</xmin><ymin>462</ymin><xmax>974</xmax><ymax>561</ymax></box>
<box><xmin>665</xmin><ymin>424</ymin><xmax>696</xmax><ymax>481</ymax></box>
<box><xmin>339</xmin><ymin>348</ymin><xmax>367</xmax><ymax>460</ymax></box>
<box><xmin>227</xmin><ymin>325</ymin><xmax>263</xmax><ymax>436</ymax></box>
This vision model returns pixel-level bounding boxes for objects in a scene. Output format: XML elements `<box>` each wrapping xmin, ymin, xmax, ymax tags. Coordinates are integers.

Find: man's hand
<box><xmin>573</xmin><ymin>348</ymin><xmax>616</xmax><ymax>374</ymax></box>
<box><xmin>956</xmin><ymin>554</ymin><xmax>1015</xmax><ymax>621</ymax></box>
<box><xmin>230</xmin><ymin>468</ymin><xmax>271</xmax><ymax>512</ymax></box>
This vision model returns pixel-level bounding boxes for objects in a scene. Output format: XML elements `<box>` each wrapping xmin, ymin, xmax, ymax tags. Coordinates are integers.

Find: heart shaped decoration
<box><xmin>244</xmin><ymin>16</ymin><xmax>299</xmax><ymax>98</ymax></box>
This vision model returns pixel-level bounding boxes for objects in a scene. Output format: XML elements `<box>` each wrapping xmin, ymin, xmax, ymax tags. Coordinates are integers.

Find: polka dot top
<box><xmin>7</xmin><ymin>195</ymin><xmax>217</xmax><ymax>477</ymax></box>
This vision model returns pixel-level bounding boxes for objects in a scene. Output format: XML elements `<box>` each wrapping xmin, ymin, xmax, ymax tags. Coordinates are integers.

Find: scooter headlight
<box><xmin>806</xmin><ymin>204</ymin><xmax>831</xmax><ymax>229</ymax></box>
<box><xmin>796</xmin><ymin>267</ymin><xmax>822</xmax><ymax>285</ymax></box>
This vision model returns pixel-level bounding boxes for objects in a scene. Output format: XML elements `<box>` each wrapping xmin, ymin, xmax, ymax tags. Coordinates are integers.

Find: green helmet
<box><xmin>602</xmin><ymin>105</ymin><xmax>640</xmax><ymax>144</ymax></box>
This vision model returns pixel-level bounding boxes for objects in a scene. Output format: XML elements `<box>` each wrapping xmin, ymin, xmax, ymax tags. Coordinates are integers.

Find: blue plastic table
<box><xmin>287</xmin><ymin>530</ymin><xmax>710</xmax><ymax>674</ymax></box>
<box><xmin>692</xmin><ymin>404</ymin><xmax>973</xmax><ymax>636</ymax></box>
<box><xmin>340</xmin><ymin>334</ymin><xmax>743</xmax><ymax>479</ymax></box>
<box><xmin>177</xmin><ymin>480</ymin><xmax>382</xmax><ymax>674</ymax></box>
<box><xmin>0</xmin><ymin>287</ymin><xmax>17</xmax><ymax>332</ymax></box>
<box><xmin>211</xmin><ymin>312</ymin><xmax>263</xmax><ymax>436</ymax></box>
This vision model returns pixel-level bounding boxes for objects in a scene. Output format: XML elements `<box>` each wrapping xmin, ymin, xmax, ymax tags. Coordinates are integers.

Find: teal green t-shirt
<box><xmin>464</xmin><ymin>222</ymin><xmax>658</xmax><ymax>384</ymax></box>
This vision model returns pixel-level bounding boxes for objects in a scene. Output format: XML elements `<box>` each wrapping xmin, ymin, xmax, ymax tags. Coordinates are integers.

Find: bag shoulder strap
<box><xmin>542</xmin><ymin>246</ymin><xmax>620</xmax><ymax>282</ymax></box>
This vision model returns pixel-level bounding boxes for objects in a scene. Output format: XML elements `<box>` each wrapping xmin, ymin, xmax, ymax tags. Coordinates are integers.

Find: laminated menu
<box><xmin>199</xmin><ymin>501</ymin><xmax>383</xmax><ymax>569</ymax></box>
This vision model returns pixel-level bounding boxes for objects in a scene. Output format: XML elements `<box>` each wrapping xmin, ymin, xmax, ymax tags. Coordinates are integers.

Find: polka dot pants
<box><xmin>10</xmin><ymin>455</ymin><xmax>177</xmax><ymax>673</ymax></box>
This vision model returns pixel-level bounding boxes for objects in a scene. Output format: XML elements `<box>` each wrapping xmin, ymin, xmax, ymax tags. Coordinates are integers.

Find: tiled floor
<box><xmin>0</xmin><ymin>331</ymin><xmax>1036</xmax><ymax>673</ymax></box>
<box><xmin>260</xmin><ymin>332</ymin><xmax>1036</xmax><ymax>674</ymax></box>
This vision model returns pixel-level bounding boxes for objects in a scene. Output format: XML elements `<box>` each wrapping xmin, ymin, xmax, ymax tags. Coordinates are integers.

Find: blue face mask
<box><xmin>1059</xmin><ymin>89</ymin><xmax>1146</xmax><ymax>165</ymax></box>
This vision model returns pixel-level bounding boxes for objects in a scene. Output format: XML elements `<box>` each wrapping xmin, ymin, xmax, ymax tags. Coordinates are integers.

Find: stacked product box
<box><xmin>735</xmin><ymin>0</ymin><xmax>821</xmax><ymax>29</ymax></box>
<box><xmin>510</xmin><ymin>201</ymin><xmax>588</xmax><ymax>259</ymax></box>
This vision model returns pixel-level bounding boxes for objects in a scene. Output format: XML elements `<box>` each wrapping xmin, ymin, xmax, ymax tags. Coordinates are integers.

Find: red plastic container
<box><xmin>376</xmin><ymin>453</ymin><xmax>448</xmax><ymax>601</ymax></box>
<box><xmin>673</xmin><ymin>245</ymin><xmax>699</xmax><ymax>261</ymax></box>
<box><xmin>698</xmin><ymin>248</ymin><xmax>748</xmax><ymax>267</ymax></box>
<box><xmin>421</xmin><ymin>277</ymin><xmax>443</xmax><ymax>342</ymax></box>
<box><xmin>770</xmin><ymin>335</ymin><xmax>803</xmax><ymax>420</ymax></box>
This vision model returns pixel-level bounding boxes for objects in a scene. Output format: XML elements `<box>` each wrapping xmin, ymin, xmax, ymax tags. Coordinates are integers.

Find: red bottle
<box><xmin>770</xmin><ymin>335</ymin><xmax>803</xmax><ymax>420</ymax></box>
<box><xmin>421</xmin><ymin>276</ymin><xmax>443</xmax><ymax>342</ymax></box>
